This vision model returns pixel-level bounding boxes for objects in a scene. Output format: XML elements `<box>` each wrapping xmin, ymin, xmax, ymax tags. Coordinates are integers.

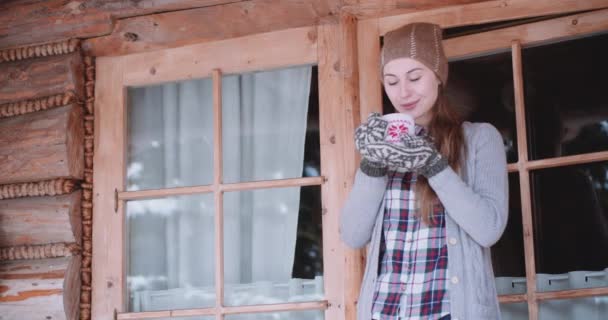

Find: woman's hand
<box><xmin>361</xmin><ymin>134</ymin><xmax>448</xmax><ymax>178</ymax></box>
<box><xmin>354</xmin><ymin>113</ymin><xmax>387</xmax><ymax>151</ymax></box>
<box><xmin>354</xmin><ymin>113</ymin><xmax>390</xmax><ymax>176</ymax></box>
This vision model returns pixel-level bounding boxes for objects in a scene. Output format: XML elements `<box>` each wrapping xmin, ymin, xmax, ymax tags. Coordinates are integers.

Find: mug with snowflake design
<box><xmin>382</xmin><ymin>113</ymin><xmax>415</xmax><ymax>143</ymax></box>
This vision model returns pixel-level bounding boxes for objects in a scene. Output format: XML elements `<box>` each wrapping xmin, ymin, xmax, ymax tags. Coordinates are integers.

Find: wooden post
<box><xmin>318</xmin><ymin>12</ymin><xmax>364</xmax><ymax>320</ymax></box>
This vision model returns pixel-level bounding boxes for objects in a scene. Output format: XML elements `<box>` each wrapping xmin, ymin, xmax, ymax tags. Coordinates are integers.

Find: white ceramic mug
<box><xmin>382</xmin><ymin>113</ymin><xmax>415</xmax><ymax>143</ymax></box>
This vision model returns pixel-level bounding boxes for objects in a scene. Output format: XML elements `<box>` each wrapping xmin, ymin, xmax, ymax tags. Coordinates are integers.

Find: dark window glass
<box><xmin>493</xmin><ymin>173</ymin><xmax>527</xmax><ymax>280</ymax></box>
<box><xmin>524</xmin><ymin>33</ymin><xmax>608</xmax><ymax>160</ymax></box>
<box><xmin>531</xmin><ymin>161</ymin><xmax>608</xmax><ymax>281</ymax></box>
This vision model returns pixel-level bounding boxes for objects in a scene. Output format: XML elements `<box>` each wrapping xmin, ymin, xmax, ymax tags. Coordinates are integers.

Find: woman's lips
<box><xmin>400</xmin><ymin>100</ymin><xmax>418</xmax><ymax>110</ymax></box>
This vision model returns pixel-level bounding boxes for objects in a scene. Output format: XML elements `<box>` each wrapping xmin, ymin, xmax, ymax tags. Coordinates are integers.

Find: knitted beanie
<box><xmin>380</xmin><ymin>22</ymin><xmax>448</xmax><ymax>85</ymax></box>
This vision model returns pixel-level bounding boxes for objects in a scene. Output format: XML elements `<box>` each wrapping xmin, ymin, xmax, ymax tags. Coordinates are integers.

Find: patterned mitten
<box><xmin>355</xmin><ymin>113</ymin><xmax>389</xmax><ymax>176</ymax></box>
<box><xmin>362</xmin><ymin>134</ymin><xmax>448</xmax><ymax>178</ymax></box>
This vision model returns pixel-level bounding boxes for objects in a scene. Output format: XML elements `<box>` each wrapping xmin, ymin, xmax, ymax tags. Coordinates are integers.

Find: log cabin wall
<box><xmin>0</xmin><ymin>38</ymin><xmax>94</xmax><ymax>320</ymax></box>
<box><xmin>3</xmin><ymin>1</ymin><xmax>608</xmax><ymax>320</ymax></box>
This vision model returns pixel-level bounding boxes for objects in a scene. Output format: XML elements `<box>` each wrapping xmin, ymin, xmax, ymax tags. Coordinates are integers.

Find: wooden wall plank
<box><xmin>0</xmin><ymin>105</ymin><xmax>84</xmax><ymax>185</ymax></box>
<box><xmin>82</xmin><ymin>0</ymin><xmax>340</xmax><ymax>57</ymax></box>
<box><xmin>444</xmin><ymin>8</ymin><xmax>608</xmax><ymax>60</ymax></box>
<box><xmin>378</xmin><ymin>0</ymin><xmax>608</xmax><ymax>36</ymax></box>
<box><xmin>121</xmin><ymin>26</ymin><xmax>318</xmax><ymax>87</ymax></box>
<box><xmin>0</xmin><ymin>192</ymin><xmax>82</xmax><ymax>247</ymax></box>
<box><xmin>91</xmin><ymin>56</ymin><xmax>126</xmax><ymax>320</ymax></box>
<box><xmin>0</xmin><ymin>256</ymin><xmax>81</xmax><ymax>320</ymax></box>
<box><xmin>318</xmin><ymin>16</ymin><xmax>365</xmax><ymax>319</ymax></box>
<box><xmin>357</xmin><ymin>18</ymin><xmax>382</xmax><ymax>118</ymax></box>
<box><xmin>0</xmin><ymin>0</ymin><xmax>245</xmax><ymax>50</ymax></box>
<box><xmin>342</xmin><ymin>0</ymin><xmax>488</xmax><ymax>18</ymax></box>
<box><xmin>0</xmin><ymin>52</ymin><xmax>84</xmax><ymax>104</ymax></box>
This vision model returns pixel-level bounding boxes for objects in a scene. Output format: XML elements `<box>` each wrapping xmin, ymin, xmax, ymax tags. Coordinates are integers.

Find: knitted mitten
<box><xmin>361</xmin><ymin>134</ymin><xmax>448</xmax><ymax>178</ymax></box>
<box><xmin>355</xmin><ymin>112</ymin><xmax>388</xmax><ymax>176</ymax></box>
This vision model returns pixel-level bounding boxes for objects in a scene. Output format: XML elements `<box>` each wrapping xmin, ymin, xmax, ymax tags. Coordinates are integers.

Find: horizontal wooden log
<box><xmin>0</xmin><ymin>256</ymin><xmax>81</xmax><ymax>320</ymax></box>
<box><xmin>0</xmin><ymin>179</ymin><xmax>78</xmax><ymax>200</ymax></box>
<box><xmin>0</xmin><ymin>242</ymin><xmax>80</xmax><ymax>261</ymax></box>
<box><xmin>0</xmin><ymin>52</ymin><xmax>83</xmax><ymax>104</ymax></box>
<box><xmin>0</xmin><ymin>192</ymin><xmax>82</xmax><ymax>247</ymax></box>
<box><xmin>0</xmin><ymin>0</ymin><xmax>246</xmax><ymax>50</ymax></box>
<box><xmin>0</xmin><ymin>92</ymin><xmax>77</xmax><ymax>119</ymax></box>
<box><xmin>0</xmin><ymin>39</ymin><xmax>80</xmax><ymax>63</ymax></box>
<box><xmin>342</xmin><ymin>0</ymin><xmax>487</xmax><ymax>18</ymax></box>
<box><xmin>0</xmin><ymin>105</ymin><xmax>84</xmax><ymax>184</ymax></box>
<box><xmin>82</xmin><ymin>0</ymin><xmax>340</xmax><ymax>56</ymax></box>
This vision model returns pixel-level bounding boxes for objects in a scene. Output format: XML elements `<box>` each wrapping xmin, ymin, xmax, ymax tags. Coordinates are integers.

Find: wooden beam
<box><xmin>120</xmin><ymin>26</ymin><xmax>318</xmax><ymax>87</ymax></box>
<box><xmin>82</xmin><ymin>0</ymin><xmax>340</xmax><ymax>57</ymax></box>
<box><xmin>378</xmin><ymin>0</ymin><xmax>608</xmax><ymax>36</ymax></box>
<box><xmin>343</xmin><ymin>0</ymin><xmax>488</xmax><ymax>18</ymax></box>
<box><xmin>0</xmin><ymin>0</ymin><xmax>246</xmax><ymax>50</ymax></box>
<box><xmin>0</xmin><ymin>256</ymin><xmax>81</xmax><ymax>320</ymax></box>
<box><xmin>0</xmin><ymin>192</ymin><xmax>82</xmax><ymax>247</ymax></box>
<box><xmin>318</xmin><ymin>15</ymin><xmax>365</xmax><ymax>319</ymax></box>
<box><xmin>0</xmin><ymin>105</ymin><xmax>84</xmax><ymax>185</ymax></box>
<box><xmin>91</xmin><ymin>56</ymin><xmax>126</xmax><ymax>320</ymax></box>
<box><xmin>0</xmin><ymin>52</ymin><xmax>84</xmax><ymax>104</ymax></box>
<box><xmin>357</xmin><ymin>18</ymin><xmax>382</xmax><ymax>118</ymax></box>
<box><xmin>444</xmin><ymin>8</ymin><xmax>608</xmax><ymax>60</ymax></box>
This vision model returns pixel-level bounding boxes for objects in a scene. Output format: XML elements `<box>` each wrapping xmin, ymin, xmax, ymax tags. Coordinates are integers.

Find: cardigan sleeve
<box><xmin>339</xmin><ymin>169</ymin><xmax>388</xmax><ymax>249</ymax></box>
<box><xmin>428</xmin><ymin>123</ymin><xmax>509</xmax><ymax>247</ymax></box>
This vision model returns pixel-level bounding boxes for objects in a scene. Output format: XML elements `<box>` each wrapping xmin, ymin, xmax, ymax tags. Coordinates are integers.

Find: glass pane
<box><xmin>531</xmin><ymin>161</ymin><xmax>608</xmax><ymax>291</ymax></box>
<box><xmin>222</xmin><ymin>65</ymin><xmax>320</xmax><ymax>183</ymax></box>
<box><xmin>499</xmin><ymin>302</ymin><xmax>528</xmax><ymax>320</ymax></box>
<box><xmin>223</xmin><ymin>186</ymin><xmax>323</xmax><ymax>306</ymax></box>
<box><xmin>493</xmin><ymin>173</ymin><xmax>527</xmax><ymax>294</ymax></box>
<box><xmin>127</xmin><ymin>78</ymin><xmax>214</xmax><ymax>191</ymax></box>
<box><xmin>524</xmin><ymin>33</ymin><xmax>608</xmax><ymax>160</ymax></box>
<box><xmin>126</xmin><ymin>194</ymin><xmax>215</xmax><ymax>312</ymax></box>
<box><xmin>225</xmin><ymin>310</ymin><xmax>324</xmax><ymax>320</ymax></box>
<box><xmin>539</xmin><ymin>295</ymin><xmax>608</xmax><ymax>320</ymax></box>
<box><xmin>450</xmin><ymin>51</ymin><xmax>517</xmax><ymax>163</ymax></box>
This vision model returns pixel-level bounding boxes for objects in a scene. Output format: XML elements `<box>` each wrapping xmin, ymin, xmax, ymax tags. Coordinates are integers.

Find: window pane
<box><xmin>127</xmin><ymin>78</ymin><xmax>214</xmax><ymax>191</ymax></box>
<box><xmin>126</xmin><ymin>194</ymin><xmax>215</xmax><ymax>312</ymax></box>
<box><xmin>493</xmin><ymin>173</ymin><xmax>527</xmax><ymax>293</ymax></box>
<box><xmin>222</xmin><ymin>65</ymin><xmax>320</xmax><ymax>183</ymax></box>
<box><xmin>499</xmin><ymin>302</ymin><xmax>528</xmax><ymax>320</ymax></box>
<box><xmin>524</xmin><ymin>33</ymin><xmax>608</xmax><ymax>160</ymax></box>
<box><xmin>224</xmin><ymin>310</ymin><xmax>324</xmax><ymax>320</ymax></box>
<box><xmin>531</xmin><ymin>161</ymin><xmax>608</xmax><ymax>291</ymax></box>
<box><xmin>539</xmin><ymin>295</ymin><xmax>608</xmax><ymax>320</ymax></box>
<box><xmin>223</xmin><ymin>186</ymin><xmax>323</xmax><ymax>306</ymax></box>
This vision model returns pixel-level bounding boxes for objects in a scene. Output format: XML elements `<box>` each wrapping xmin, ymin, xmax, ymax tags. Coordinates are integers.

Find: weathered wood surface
<box><xmin>82</xmin><ymin>0</ymin><xmax>340</xmax><ymax>56</ymax></box>
<box><xmin>0</xmin><ymin>256</ymin><xmax>81</xmax><ymax>320</ymax></box>
<box><xmin>0</xmin><ymin>192</ymin><xmax>82</xmax><ymax>247</ymax></box>
<box><xmin>0</xmin><ymin>0</ymin><xmax>245</xmax><ymax>49</ymax></box>
<box><xmin>342</xmin><ymin>0</ymin><xmax>488</xmax><ymax>17</ymax></box>
<box><xmin>0</xmin><ymin>105</ymin><xmax>84</xmax><ymax>184</ymax></box>
<box><xmin>0</xmin><ymin>52</ymin><xmax>83</xmax><ymax>104</ymax></box>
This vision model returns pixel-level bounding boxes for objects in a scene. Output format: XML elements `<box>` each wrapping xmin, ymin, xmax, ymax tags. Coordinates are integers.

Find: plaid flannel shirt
<box><xmin>371</xmin><ymin>169</ymin><xmax>450</xmax><ymax>320</ymax></box>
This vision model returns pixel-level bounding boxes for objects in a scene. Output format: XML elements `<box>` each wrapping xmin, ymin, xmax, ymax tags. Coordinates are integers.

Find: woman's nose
<box><xmin>399</xmin><ymin>83</ymin><xmax>412</xmax><ymax>98</ymax></box>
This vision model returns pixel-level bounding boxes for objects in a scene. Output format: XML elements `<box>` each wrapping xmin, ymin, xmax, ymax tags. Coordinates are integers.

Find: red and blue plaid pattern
<box><xmin>371</xmin><ymin>169</ymin><xmax>450</xmax><ymax>320</ymax></box>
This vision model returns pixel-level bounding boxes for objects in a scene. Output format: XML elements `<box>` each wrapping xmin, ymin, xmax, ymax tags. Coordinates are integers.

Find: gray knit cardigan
<box><xmin>340</xmin><ymin>122</ymin><xmax>508</xmax><ymax>320</ymax></box>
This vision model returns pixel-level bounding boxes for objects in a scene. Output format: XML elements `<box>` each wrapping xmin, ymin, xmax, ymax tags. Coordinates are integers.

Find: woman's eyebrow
<box><xmin>384</xmin><ymin>68</ymin><xmax>423</xmax><ymax>77</ymax></box>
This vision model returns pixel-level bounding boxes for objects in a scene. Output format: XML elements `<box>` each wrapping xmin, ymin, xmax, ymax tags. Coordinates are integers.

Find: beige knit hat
<box><xmin>381</xmin><ymin>22</ymin><xmax>448</xmax><ymax>85</ymax></box>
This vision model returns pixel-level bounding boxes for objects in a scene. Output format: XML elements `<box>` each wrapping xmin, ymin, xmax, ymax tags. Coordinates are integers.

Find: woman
<box><xmin>340</xmin><ymin>22</ymin><xmax>508</xmax><ymax>320</ymax></box>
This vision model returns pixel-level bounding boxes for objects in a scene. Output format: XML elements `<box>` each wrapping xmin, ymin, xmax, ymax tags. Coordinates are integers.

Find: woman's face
<box><xmin>383</xmin><ymin>57</ymin><xmax>441</xmax><ymax>126</ymax></box>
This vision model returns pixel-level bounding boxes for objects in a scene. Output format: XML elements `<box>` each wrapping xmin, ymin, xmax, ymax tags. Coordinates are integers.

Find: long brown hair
<box><xmin>416</xmin><ymin>86</ymin><xmax>466</xmax><ymax>225</ymax></box>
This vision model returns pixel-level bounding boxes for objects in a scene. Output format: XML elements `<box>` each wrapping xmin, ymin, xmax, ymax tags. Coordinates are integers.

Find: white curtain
<box><xmin>126</xmin><ymin>65</ymin><xmax>321</xmax><ymax>314</ymax></box>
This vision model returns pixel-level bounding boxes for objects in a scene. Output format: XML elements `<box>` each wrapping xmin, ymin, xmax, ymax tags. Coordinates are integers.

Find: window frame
<box><xmin>359</xmin><ymin>7</ymin><xmax>608</xmax><ymax>320</ymax></box>
<box><xmin>92</xmin><ymin>25</ymin><xmax>356</xmax><ymax>320</ymax></box>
